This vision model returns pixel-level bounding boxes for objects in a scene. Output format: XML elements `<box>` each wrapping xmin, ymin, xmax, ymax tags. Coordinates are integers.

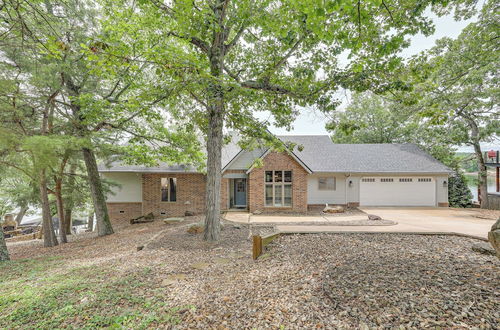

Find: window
<box><xmin>399</xmin><ymin>178</ymin><xmax>413</xmax><ymax>182</ymax></box>
<box><xmin>161</xmin><ymin>177</ymin><xmax>177</xmax><ymax>202</ymax></box>
<box><xmin>318</xmin><ymin>177</ymin><xmax>336</xmax><ymax>190</ymax></box>
<box><xmin>265</xmin><ymin>171</ymin><xmax>292</xmax><ymax>207</ymax></box>
<box><xmin>380</xmin><ymin>178</ymin><xmax>394</xmax><ymax>182</ymax></box>
<box><xmin>362</xmin><ymin>178</ymin><xmax>376</xmax><ymax>182</ymax></box>
<box><xmin>418</xmin><ymin>178</ymin><xmax>432</xmax><ymax>182</ymax></box>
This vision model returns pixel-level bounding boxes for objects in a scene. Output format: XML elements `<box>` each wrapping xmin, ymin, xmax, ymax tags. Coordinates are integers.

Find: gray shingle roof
<box><xmin>98</xmin><ymin>135</ymin><xmax>450</xmax><ymax>174</ymax></box>
<box><xmin>279</xmin><ymin>135</ymin><xmax>451</xmax><ymax>173</ymax></box>
<box><xmin>98</xmin><ymin>162</ymin><xmax>198</xmax><ymax>173</ymax></box>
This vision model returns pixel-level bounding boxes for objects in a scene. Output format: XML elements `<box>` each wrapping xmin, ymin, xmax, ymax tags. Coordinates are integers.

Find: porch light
<box><xmin>443</xmin><ymin>180</ymin><xmax>447</xmax><ymax>187</ymax></box>
<box><xmin>349</xmin><ymin>180</ymin><xmax>353</xmax><ymax>187</ymax></box>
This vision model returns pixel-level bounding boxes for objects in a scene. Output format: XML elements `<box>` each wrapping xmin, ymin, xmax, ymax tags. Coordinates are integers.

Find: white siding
<box><xmin>435</xmin><ymin>176</ymin><xmax>449</xmax><ymax>204</ymax></box>
<box><xmin>307</xmin><ymin>174</ymin><xmax>346</xmax><ymax>204</ymax></box>
<box><xmin>102</xmin><ymin>172</ymin><xmax>142</xmax><ymax>202</ymax></box>
<box><xmin>226</xmin><ymin>149</ymin><xmax>265</xmax><ymax>170</ymax></box>
<box><xmin>346</xmin><ymin>175</ymin><xmax>361</xmax><ymax>203</ymax></box>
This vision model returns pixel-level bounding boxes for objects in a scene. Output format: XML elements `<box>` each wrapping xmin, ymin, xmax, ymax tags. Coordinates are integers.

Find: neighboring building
<box><xmin>98</xmin><ymin>135</ymin><xmax>451</xmax><ymax>221</ymax></box>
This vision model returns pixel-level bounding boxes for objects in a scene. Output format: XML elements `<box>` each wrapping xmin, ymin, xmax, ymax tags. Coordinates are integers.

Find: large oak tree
<box><xmin>101</xmin><ymin>0</ymin><xmax>476</xmax><ymax>240</ymax></box>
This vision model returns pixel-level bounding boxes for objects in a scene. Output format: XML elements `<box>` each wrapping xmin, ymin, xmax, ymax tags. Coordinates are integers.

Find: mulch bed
<box><xmin>5</xmin><ymin>218</ymin><xmax>499</xmax><ymax>329</ymax></box>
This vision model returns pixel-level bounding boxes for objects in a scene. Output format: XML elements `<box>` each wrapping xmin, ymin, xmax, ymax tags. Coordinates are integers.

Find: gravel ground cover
<box><xmin>258</xmin><ymin>206</ymin><xmax>366</xmax><ymax>217</ymax></box>
<box><xmin>3</xmin><ymin>218</ymin><xmax>498</xmax><ymax>329</ymax></box>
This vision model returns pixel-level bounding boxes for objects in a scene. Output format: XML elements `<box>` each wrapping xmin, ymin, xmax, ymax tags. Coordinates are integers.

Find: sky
<box><xmin>258</xmin><ymin>10</ymin><xmax>485</xmax><ymax>139</ymax></box>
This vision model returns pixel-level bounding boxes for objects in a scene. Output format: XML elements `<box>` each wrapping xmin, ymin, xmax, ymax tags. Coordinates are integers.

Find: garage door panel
<box><xmin>360</xmin><ymin>177</ymin><xmax>436</xmax><ymax>206</ymax></box>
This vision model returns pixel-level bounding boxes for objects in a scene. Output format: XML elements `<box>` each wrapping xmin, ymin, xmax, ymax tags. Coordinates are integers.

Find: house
<box><xmin>98</xmin><ymin>135</ymin><xmax>451</xmax><ymax>221</ymax></box>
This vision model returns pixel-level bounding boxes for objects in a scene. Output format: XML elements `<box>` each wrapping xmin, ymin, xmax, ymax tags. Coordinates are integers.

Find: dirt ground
<box><xmin>2</xmin><ymin>216</ymin><xmax>499</xmax><ymax>329</ymax></box>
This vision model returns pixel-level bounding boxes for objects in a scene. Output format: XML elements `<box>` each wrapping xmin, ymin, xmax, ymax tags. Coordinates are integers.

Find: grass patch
<box><xmin>0</xmin><ymin>257</ymin><xmax>191</xmax><ymax>329</ymax></box>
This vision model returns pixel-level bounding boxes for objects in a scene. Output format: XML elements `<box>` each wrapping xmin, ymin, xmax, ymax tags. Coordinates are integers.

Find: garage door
<box><xmin>360</xmin><ymin>177</ymin><xmax>436</xmax><ymax>206</ymax></box>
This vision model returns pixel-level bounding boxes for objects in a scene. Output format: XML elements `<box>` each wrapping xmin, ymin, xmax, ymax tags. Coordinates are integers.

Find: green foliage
<box><xmin>328</xmin><ymin>92</ymin><xmax>460</xmax><ymax>166</ymax></box>
<box><xmin>448</xmin><ymin>172</ymin><xmax>473</xmax><ymax>208</ymax></box>
<box><xmin>98</xmin><ymin>0</ymin><xmax>478</xmax><ymax>147</ymax></box>
<box><xmin>404</xmin><ymin>0</ymin><xmax>500</xmax><ymax>147</ymax></box>
<box><xmin>327</xmin><ymin>91</ymin><xmax>476</xmax><ymax>206</ymax></box>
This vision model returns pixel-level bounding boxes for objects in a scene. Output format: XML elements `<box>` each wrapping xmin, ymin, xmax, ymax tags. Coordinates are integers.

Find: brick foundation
<box><xmin>248</xmin><ymin>152</ymin><xmax>308</xmax><ymax>213</ymax></box>
<box><xmin>107</xmin><ymin>202</ymin><xmax>142</xmax><ymax>223</ymax></box>
<box><xmin>438</xmin><ymin>202</ymin><xmax>449</xmax><ymax>207</ymax></box>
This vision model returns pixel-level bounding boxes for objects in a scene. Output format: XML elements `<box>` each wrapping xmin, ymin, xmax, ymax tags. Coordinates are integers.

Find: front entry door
<box><xmin>234</xmin><ymin>178</ymin><xmax>247</xmax><ymax>207</ymax></box>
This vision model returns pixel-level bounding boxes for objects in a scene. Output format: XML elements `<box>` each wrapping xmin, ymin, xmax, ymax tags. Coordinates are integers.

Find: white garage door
<box><xmin>360</xmin><ymin>177</ymin><xmax>436</xmax><ymax>206</ymax></box>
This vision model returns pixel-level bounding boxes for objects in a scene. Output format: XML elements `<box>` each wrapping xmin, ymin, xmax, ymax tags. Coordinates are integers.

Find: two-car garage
<box><xmin>359</xmin><ymin>177</ymin><xmax>437</xmax><ymax>206</ymax></box>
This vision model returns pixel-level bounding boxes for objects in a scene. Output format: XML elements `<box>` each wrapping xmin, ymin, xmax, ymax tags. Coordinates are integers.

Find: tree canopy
<box><xmin>97</xmin><ymin>0</ymin><xmax>477</xmax><ymax>240</ymax></box>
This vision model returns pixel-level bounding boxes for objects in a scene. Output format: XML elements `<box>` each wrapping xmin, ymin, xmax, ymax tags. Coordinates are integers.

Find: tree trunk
<box><xmin>82</xmin><ymin>147</ymin><xmax>113</xmax><ymax>236</ymax></box>
<box><xmin>87</xmin><ymin>211</ymin><xmax>94</xmax><ymax>232</ymax></box>
<box><xmin>14</xmin><ymin>205</ymin><xmax>28</xmax><ymax>225</ymax></box>
<box><xmin>467</xmin><ymin>118</ymin><xmax>488</xmax><ymax>208</ymax></box>
<box><xmin>0</xmin><ymin>226</ymin><xmax>9</xmax><ymax>261</ymax></box>
<box><xmin>64</xmin><ymin>208</ymin><xmax>72</xmax><ymax>235</ymax></box>
<box><xmin>54</xmin><ymin>177</ymin><xmax>67</xmax><ymax>243</ymax></box>
<box><xmin>204</xmin><ymin>104</ymin><xmax>224</xmax><ymax>241</ymax></box>
<box><xmin>39</xmin><ymin>171</ymin><xmax>58</xmax><ymax>247</ymax></box>
<box><xmin>64</xmin><ymin>161</ymin><xmax>77</xmax><ymax>235</ymax></box>
<box><xmin>203</xmin><ymin>6</ymin><xmax>226</xmax><ymax>241</ymax></box>
<box><xmin>474</xmin><ymin>143</ymin><xmax>488</xmax><ymax>208</ymax></box>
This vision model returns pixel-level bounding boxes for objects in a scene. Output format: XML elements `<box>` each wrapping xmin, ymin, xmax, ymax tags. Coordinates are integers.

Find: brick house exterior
<box><xmin>100</xmin><ymin>135</ymin><xmax>451</xmax><ymax>221</ymax></box>
<box><xmin>248</xmin><ymin>152</ymin><xmax>308</xmax><ymax>213</ymax></box>
<box><xmin>142</xmin><ymin>173</ymin><xmax>207</xmax><ymax>218</ymax></box>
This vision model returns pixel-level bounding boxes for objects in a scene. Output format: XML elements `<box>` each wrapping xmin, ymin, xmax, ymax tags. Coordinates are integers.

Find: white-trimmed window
<box><xmin>161</xmin><ymin>177</ymin><xmax>177</xmax><ymax>202</ymax></box>
<box><xmin>318</xmin><ymin>177</ymin><xmax>336</xmax><ymax>190</ymax></box>
<box><xmin>418</xmin><ymin>178</ymin><xmax>432</xmax><ymax>182</ymax></box>
<box><xmin>399</xmin><ymin>178</ymin><xmax>413</xmax><ymax>182</ymax></box>
<box><xmin>265</xmin><ymin>170</ymin><xmax>292</xmax><ymax>207</ymax></box>
<box><xmin>381</xmin><ymin>178</ymin><xmax>394</xmax><ymax>182</ymax></box>
<box><xmin>362</xmin><ymin>178</ymin><xmax>376</xmax><ymax>182</ymax></box>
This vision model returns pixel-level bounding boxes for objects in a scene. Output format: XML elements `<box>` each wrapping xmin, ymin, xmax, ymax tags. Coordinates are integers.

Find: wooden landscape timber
<box><xmin>252</xmin><ymin>233</ymin><xmax>281</xmax><ymax>260</ymax></box>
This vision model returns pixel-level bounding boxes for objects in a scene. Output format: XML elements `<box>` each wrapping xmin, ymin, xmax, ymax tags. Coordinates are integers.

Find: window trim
<box><xmin>160</xmin><ymin>177</ymin><xmax>177</xmax><ymax>203</ymax></box>
<box><xmin>265</xmin><ymin>170</ymin><xmax>292</xmax><ymax>207</ymax></box>
<box><xmin>318</xmin><ymin>177</ymin><xmax>336</xmax><ymax>190</ymax></box>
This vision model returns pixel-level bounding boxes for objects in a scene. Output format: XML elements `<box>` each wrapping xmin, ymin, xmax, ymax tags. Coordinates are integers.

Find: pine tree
<box><xmin>448</xmin><ymin>172</ymin><xmax>473</xmax><ymax>208</ymax></box>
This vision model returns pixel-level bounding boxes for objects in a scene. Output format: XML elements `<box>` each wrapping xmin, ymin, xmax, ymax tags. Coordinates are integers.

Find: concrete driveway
<box><xmin>355</xmin><ymin>207</ymin><xmax>496</xmax><ymax>239</ymax></box>
<box><xmin>226</xmin><ymin>208</ymin><xmax>497</xmax><ymax>239</ymax></box>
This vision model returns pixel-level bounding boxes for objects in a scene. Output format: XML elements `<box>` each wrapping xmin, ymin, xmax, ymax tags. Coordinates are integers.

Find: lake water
<box><xmin>465</xmin><ymin>174</ymin><xmax>497</xmax><ymax>202</ymax></box>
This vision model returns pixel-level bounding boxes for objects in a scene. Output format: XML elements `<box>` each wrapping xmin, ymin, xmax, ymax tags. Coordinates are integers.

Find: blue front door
<box><xmin>234</xmin><ymin>179</ymin><xmax>247</xmax><ymax>206</ymax></box>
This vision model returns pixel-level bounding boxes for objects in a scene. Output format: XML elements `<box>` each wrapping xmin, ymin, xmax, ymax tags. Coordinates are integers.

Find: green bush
<box><xmin>448</xmin><ymin>172</ymin><xmax>473</xmax><ymax>208</ymax></box>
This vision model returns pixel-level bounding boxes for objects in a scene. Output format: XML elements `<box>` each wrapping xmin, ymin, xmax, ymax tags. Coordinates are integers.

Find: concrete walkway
<box><xmin>224</xmin><ymin>212</ymin><xmax>369</xmax><ymax>224</ymax></box>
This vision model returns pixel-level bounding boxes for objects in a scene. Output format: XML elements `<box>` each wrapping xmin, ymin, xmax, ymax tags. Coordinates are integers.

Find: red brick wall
<box><xmin>142</xmin><ymin>173</ymin><xmax>206</xmax><ymax>217</ymax></box>
<box><xmin>248</xmin><ymin>152</ymin><xmax>308</xmax><ymax>213</ymax></box>
<box><xmin>107</xmin><ymin>202</ymin><xmax>142</xmax><ymax>223</ymax></box>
